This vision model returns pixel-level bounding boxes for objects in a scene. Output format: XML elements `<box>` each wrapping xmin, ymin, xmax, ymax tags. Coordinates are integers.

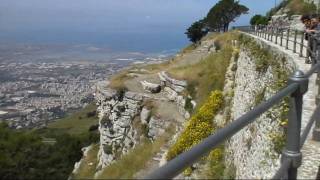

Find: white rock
<box><xmin>140</xmin><ymin>80</ymin><xmax>161</xmax><ymax>93</ymax></box>
<box><xmin>140</xmin><ymin>107</ymin><xmax>151</xmax><ymax>124</ymax></box>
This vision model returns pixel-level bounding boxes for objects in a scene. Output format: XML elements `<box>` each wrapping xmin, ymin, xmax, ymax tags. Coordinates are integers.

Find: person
<box><xmin>302</xmin><ymin>15</ymin><xmax>320</xmax><ymax>63</ymax></box>
<box><xmin>301</xmin><ymin>15</ymin><xmax>311</xmax><ymax>30</ymax></box>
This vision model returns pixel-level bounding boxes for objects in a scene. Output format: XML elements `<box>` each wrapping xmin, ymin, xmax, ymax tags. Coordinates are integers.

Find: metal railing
<box><xmin>235</xmin><ymin>25</ymin><xmax>318</xmax><ymax>66</ymax></box>
<box><xmin>144</xmin><ymin>26</ymin><xmax>320</xmax><ymax>179</ymax></box>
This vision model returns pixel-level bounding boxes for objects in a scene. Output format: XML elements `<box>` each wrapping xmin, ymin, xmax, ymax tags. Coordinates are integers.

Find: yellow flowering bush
<box><xmin>166</xmin><ymin>90</ymin><xmax>223</xmax><ymax>161</ymax></box>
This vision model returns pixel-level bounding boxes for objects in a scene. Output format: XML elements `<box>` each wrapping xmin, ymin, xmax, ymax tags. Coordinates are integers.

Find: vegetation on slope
<box><xmin>71</xmin><ymin>144</ymin><xmax>100</xmax><ymax>179</ymax></box>
<box><xmin>166</xmin><ymin>91</ymin><xmax>223</xmax><ymax>176</ymax></box>
<box><xmin>169</xmin><ymin>32</ymin><xmax>237</xmax><ymax>105</ymax></box>
<box><xmin>0</xmin><ymin>103</ymin><xmax>100</xmax><ymax>180</ymax></box>
<box><xmin>286</xmin><ymin>0</ymin><xmax>317</xmax><ymax>16</ymax></box>
<box><xmin>48</xmin><ymin>103</ymin><xmax>99</xmax><ymax>135</ymax></box>
<box><xmin>0</xmin><ymin>123</ymin><xmax>98</xmax><ymax>180</ymax></box>
<box><xmin>238</xmin><ymin>34</ymin><xmax>293</xmax><ymax>156</ymax></box>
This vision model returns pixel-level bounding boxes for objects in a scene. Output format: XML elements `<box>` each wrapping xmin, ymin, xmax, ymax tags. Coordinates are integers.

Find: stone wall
<box><xmin>223</xmin><ymin>36</ymin><xmax>296</xmax><ymax>179</ymax></box>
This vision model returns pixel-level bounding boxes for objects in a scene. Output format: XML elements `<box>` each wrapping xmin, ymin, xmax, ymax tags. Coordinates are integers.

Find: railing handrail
<box><xmin>236</xmin><ymin>25</ymin><xmax>319</xmax><ymax>61</ymax></box>
<box><xmin>144</xmin><ymin>26</ymin><xmax>320</xmax><ymax>179</ymax></box>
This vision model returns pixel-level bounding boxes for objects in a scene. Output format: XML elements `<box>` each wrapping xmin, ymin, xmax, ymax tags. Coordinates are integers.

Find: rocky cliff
<box><xmin>94</xmin><ymin>71</ymin><xmax>194</xmax><ymax>170</ymax></box>
<box><xmin>76</xmin><ymin>32</ymin><xmax>302</xmax><ymax>179</ymax></box>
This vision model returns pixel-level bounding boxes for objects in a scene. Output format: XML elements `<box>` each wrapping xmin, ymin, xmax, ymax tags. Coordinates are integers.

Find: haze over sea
<box><xmin>0</xmin><ymin>0</ymin><xmax>278</xmax><ymax>61</ymax></box>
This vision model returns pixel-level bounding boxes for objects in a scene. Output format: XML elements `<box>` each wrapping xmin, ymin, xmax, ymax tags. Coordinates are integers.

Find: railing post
<box><xmin>300</xmin><ymin>32</ymin><xmax>304</xmax><ymax>57</ymax></box>
<box><xmin>312</xmin><ymin>35</ymin><xmax>318</xmax><ymax>66</ymax></box>
<box><xmin>282</xmin><ymin>70</ymin><xmax>308</xmax><ymax>179</ymax></box>
<box><xmin>275</xmin><ymin>28</ymin><xmax>278</xmax><ymax>44</ymax></box>
<box><xmin>293</xmin><ymin>30</ymin><xmax>298</xmax><ymax>53</ymax></box>
<box><xmin>286</xmin><ymin>29</ymin><xmax>290</xmax><ymax>49</ymax></box>
<box><xmin>265</xmin><ymin>28</ymin><xmax>267</xmax><ymax>39</ymax></box>
<box><xmin>271</xmin><ymin>27</ymin><xmax>274</xmax><ymax>42</ymax></box>
<box><xmin>307</xmin><ymin>33</ymin><xmax>312</xmax><ymax>63</ymax></box>
<box><xmin>313</xmin><ymin>33</ymin><xmax>320</xmax><ymax>141</ymax></box>
<box><xmin>315</xmin><ymin>74</ymin><xmax>320</xmax><ymax>141</ymax></box>
<box><xmin>281</xmin><ymin>30</ymin><xmax>284</xmax><ymax>46</ymax></box>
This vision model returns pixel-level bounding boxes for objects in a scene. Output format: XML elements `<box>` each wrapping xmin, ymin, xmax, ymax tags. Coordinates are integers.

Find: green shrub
<box><xmin>184</xmin><ymin>97</ymin><xmax>194</xmax><ymax>113</ymax></box>
<box><xmin>116</xmin><ymin>87</ymin><xmax>128</xmax><ymax>101</ymax></box>
<box><xmin>166</xmin><ymin>90</ymin><xmax>223</xmax><ymax>161</ymax></box>
<box><xmin>103</xmin><ymin>145</ymin><xmax>113</xmax><ymax>154</ymax></box>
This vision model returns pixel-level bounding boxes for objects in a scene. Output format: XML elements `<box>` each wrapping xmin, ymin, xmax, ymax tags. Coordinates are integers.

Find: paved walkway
<box><xmin>245</xmin><ymin>31</ymin><xmax>320</xmax><ymax>179</ymax></box>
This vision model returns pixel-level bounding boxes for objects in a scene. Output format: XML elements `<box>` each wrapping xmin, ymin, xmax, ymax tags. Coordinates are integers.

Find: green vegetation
<box><xmin>185</xmin><ymin>20</ymin><xmax>208</xmax><ymax>43</ymax></box>
<box><xmin>286</xmin><ymin>0</ymin><xmax>317</xmax><ymax>16</ymax></box>
<box><xmin>265</xmin><ymin>0</ymin><xmax>316</xmax><ymax>17</ymax></box>
<box><xmin>48</xmin><ymin>103</ymin><xmax>99</xmax><ymax>135</ymax></box>
<box><xmin>204</xmin><ymin>145</ymin><xmax>225</xmax><ymax>178</ymax></box>
<box><xmin>239</xmin><ymin>33</ymin><xmax>292</xmax><ymax>156</ymax></box>
<box><xmin>0</xmin><ymin>123</ymin><xmax>98</xmax><ymax>180</ymax></box>
<box><xmin>72</xmin><ymin>144</ymin><xmax>100</xmax><ymax>179</ymax></box>
<box><xmin>265</xmin><ymin>0</ymin><xmax>290</xmax><ymax>18</ymax></box>
<box><xmin>185</xmin><ymin>0</ymin><xmax>248</xmax><ymax>43</ymax></box>
<box><xmin>0</xmin><ymin>103</ymin><xmax>100</xmax><ymax>180</ymax></box>
<box><xmin>170</xmin><ymin>32</ymin><xmax>237</xmax><ymax>104</ymax></box>
<box><xmin>166</xmin><ymin>91</ymin><xmax>223</xmax><ymax>176</ymax></box>
<box><xmin>181</xmin><ymin>44</ymin><xmax>197</xmax><ymax>54</ymax></box>
<box><xmin>250</xmin><ymin>14</ymin><xmax>269</xmax><ymax>25</ymax></box>
<box><xmin>206</xmin><ymin>0</ymin><xmax>249</xmax><ymax>32</ymax></box>
<box><xmin>238</xmin><ymin>34</ymin><xmax>278</xmax><ymax>73</ymax></box>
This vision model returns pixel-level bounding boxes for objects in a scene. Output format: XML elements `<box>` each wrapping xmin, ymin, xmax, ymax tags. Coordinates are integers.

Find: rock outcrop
<box><xmin>140</xmin><ymin>81</ymin><xmax>161</xmax><ymax>93</ymax></box>
<box><xmin>158</xmin><ymin>71</ymin><xmax>187</xmax><ymax>93</ymax></box>
<box><xmin>95</xmin><ymin>71</ymin><xmax>194</xmax><ymax>169</ymax></box>
<box><xmin>96</xmin><ymin>87</ymin><xmax>143</xmax><ymax>168</ymax></box>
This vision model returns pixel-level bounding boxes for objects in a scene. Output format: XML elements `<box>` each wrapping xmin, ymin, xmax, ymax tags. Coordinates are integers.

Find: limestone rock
<box><xmin>158</xmin><ymin>71</ymin><xmax>187</xmax><ymax>93</ymax></box>
<box><xmin>163</xmin><ymin>87</ymin><xmax>178</xmax><ymax>101</ymax></box>
<box><xmin>140</xmin><ymin>80</ymin><xmax>161</xmax><ymax>93</ymax></box>
<box><xmin>148</xmin><ymin>116</ymin><xmax>166</xmax><ymax>140</ymax></box>
<box><xmin>140</xmin><ymin>107</ymin><xmax>151</xmax><ymax>124</ymax></box>
<box><xmin>95</xmin><ymin>88</ymin><xmax>143</xmax><ymax>168</ymax></box>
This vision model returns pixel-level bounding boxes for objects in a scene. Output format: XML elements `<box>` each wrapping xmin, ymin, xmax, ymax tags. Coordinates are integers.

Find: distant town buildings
<box><xmin>0</xmin><ymin>61</ymin><xmax>125</xmax><ymax>129</ymax></box>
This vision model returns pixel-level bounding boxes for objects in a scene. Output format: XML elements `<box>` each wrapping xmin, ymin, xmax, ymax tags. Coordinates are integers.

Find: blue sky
<box><xmin>0</xmin><ymin>0</ymin><xmax>280</xmax><ymax>52</ymax></box>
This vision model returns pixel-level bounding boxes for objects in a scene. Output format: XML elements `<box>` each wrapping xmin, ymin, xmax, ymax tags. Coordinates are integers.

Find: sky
<box><xmin>0</xmin><ymin>0</ymin><xmax>280</xmax><ymax>52</ymax></box>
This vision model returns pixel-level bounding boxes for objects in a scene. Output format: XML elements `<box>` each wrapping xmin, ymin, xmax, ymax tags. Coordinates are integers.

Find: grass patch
<box><xmin>203</xmin><ymin>145</ymin><xmax>225</xmax><ymax>178</ymax></box>
<box><xmin>48</xmin><ymin>103</ymin><xmax>98</xmax><ymax>135</ymax></box>
<box><xmin>72</xmin><ymin>144</ymin><xmax>100</xmax><ymax>179</ymax></box>
<box><xmin>181</xmin><ymin>44</ymin><xmax>197</xmax><ymax>54</ymax></box>
<box><xmin>97</xmin><ymin>126</ymin><xmax>175</xmax><ymax>179</ymax></box>
<box><xmin>166</xmin><ymin>91</ymin><xmax>223</xmax><ymax>176</ymax></box>
<box><xmin>169</xmin><ymin>32</ymin><xmax>238</xmax><ymax>105</ymax></box>
<box><xmin>286</xmin><ymin>0</ymin><xmax>317</xmax><ymax>16</ymax></box>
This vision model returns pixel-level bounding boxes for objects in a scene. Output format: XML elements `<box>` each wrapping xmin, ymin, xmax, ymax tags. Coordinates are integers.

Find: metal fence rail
<box><xmin>144</xmin><ymin>26</ymin><xmax>320</xmax><ymax>179</ymax></box>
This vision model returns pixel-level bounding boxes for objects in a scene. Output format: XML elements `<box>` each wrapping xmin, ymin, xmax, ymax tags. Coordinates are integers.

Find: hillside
<box><xmin>72</xmin><ymin>25</ymin><xmax>301</xmax><ymax>178</ymax></box>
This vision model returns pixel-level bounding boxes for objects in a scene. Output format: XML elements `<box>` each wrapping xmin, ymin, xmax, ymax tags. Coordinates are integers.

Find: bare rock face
<box><xmin>271</xmin><ymin>14</ymin><xmax>304</xmax><ymax>31</ymax></box>
<box><xmin>140</xmin><ymin>107</ymin><xmax>151</xmax><ymax>124</ymax></box>
<box><xmin>158</xmin><ymin>71</ymin><xmax>187</xmax><ymax>93</ymax></box>
<box><xmin>96</xmin><ymin>86</ymin><xmax>143</xmax><ymax>169</ymax></box>
<box><xmin>140</xmin><ymin>80</ymin><xmax>161</xmax><ymax>93</ymax></box>
<box><xmin>94</xmin><ymin>71</ymin><xmax>194</xmax><ymax>170</ymax></box>
<box><xmin>147</xmin><ymin>116</ymin><xmax>168</xmax><ymax>140</ymax></box>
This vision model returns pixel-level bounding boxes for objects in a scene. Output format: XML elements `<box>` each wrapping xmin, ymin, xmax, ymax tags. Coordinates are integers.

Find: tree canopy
<box><xmin>185</xmin><ymin>19</ymin><xmax>208</xmax><ymax>43</ymax></box>
<box><xmin>206</xmin><ymin>0</ymin><xmax>249</xmax><ymax>32</ymax></box>
<box><xmin>185</xmin><ymin>0</ymin><xmax>249</xmax><ymax>43</ymax></box>
<box><xmin>0</xmin><ymin>123</ymin><xmax>99</xmax><ymax>180</ymax></box>
<box><xmin>250</xmin><ymin>14</ymin><xmax>269</xmax><ymax>25</ymax></box>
